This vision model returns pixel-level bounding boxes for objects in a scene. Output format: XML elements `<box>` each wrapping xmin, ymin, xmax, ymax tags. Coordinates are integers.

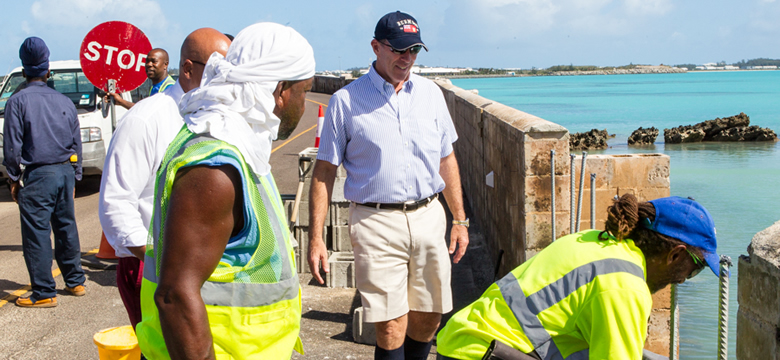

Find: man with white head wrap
<box><xmin>135</xmin><ymin>22</ymin><xmax>314</xmax><ymax>360</ymax></box>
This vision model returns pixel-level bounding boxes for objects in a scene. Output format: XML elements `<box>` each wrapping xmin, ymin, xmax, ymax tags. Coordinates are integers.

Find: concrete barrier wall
<box><xmin>435</xmin><ymin>79</ymin><xmax>672</xmax><ymax>355</ymax></box>
<box><xmin>737</xmin><ymin>220</ymin><xmax>780</xmax><ymax>359</ymax></box>
<box><xmin>313</xmin><ymin>75</ymin><xmax>354</xmax><ymax>95</ymax></box>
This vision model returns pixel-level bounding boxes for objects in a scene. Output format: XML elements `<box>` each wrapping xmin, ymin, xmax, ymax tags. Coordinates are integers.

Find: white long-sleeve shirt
<box><xmin>98</xmin><ymin>82</ymin><xmax>185</xmax><ymax>257</ymax></box>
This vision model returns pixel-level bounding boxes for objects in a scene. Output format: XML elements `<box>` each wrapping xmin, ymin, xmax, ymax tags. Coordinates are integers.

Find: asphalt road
<box><xmin>0</xmin><ymin>93</ymin><xmax>330</xmax><ymax>359</ymax></box>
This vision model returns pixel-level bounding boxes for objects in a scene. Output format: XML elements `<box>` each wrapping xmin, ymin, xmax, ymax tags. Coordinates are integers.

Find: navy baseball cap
<box><xmin>374</xmin><ymin>11</ymin><xmax>428</xmax><ymax>52</ymax></box>
<box><xmin>19</xmin><ymin>37</ymin><xmax>50</xmax><ymax>78</ymax></box>
<box><xmin>646</xmin><ymin>196</ymin><xmax>723</xmax><ymax>277</ymax></box>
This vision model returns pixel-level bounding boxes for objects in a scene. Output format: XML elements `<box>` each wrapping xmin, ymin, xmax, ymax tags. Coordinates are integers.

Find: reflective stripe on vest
<box><xmin>146</xmin><ymin>133</ymin><xmax>296</xmax><ymax>306</ymax></box>
<box><xmin>497</xmin><ymin>258</ymin><xmax>645</xmax><ymax>360</ymax></box>
<box><xmin>150</xmin><ymin>75</ymin><xmax>176</xmax><ymax>96</ymax></box>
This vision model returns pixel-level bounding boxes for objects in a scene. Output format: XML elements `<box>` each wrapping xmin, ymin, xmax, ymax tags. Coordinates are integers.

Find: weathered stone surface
<box><xmin>569</xmin><ymin>129</ymin><xmax>609</xmax><ymax>150</ymax></box>
<box><xmin>749</xmin><ymin>219</ymin><xmax>780</xmax><ymax>268</ymax></box>
<box><xmin>645</xmin><ymin>309</ymin><xmax>670</xmax><ymax>356</ymax></box>
<box><xmin>737</xmin><ymin>307</ymin><xmax>779</xmax><ymax>360</ymax></box>
<box><xmin>738</xmin><ymin>255</ymin><xmax>780</xmax><ymax>326</ymax></box>
<box><xmin>352</xmin><ymin>307</ymin><xmax>377</xmax><ymax>345</ymax></box>
<box><xmin>664</xmin><ymin>112</ymin><xmax>777</xmax><ymax>143</ymax></box>
<box><xmin>736</xmin><ymin>221</ymin><xmax>780</xmax><ymax>360</ymax></box>
<box><xmin>627</xmin><ymin>127</ymin><xmax>659</xmax><ymax>146</ymax></box>
<box><xmin>710</xmin><ymin>125</ymin><xmax>778</xmax><ymax>142</ymax></box>
<box><xmin>326</xmin><ymin>252</ymin><xmax>355</xmax><ymax>288</ymax></box>
<box><xmin>663</xmin><ymin>127</ymin><xmax>705</xmax><ymax>143</ymax></box>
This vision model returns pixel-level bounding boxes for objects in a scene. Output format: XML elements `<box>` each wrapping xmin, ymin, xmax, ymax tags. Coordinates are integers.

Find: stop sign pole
<box><xmin>79</xmin><ymin>21</ymin><xmax>152</xmax><ymax>130</ymax></box>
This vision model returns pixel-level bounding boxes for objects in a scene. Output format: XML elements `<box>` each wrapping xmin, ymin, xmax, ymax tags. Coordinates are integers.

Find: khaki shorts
<box><xmin>349</xmin><ymin>198</ymin><xmax>453</xmax><ymax>323</ymax></box>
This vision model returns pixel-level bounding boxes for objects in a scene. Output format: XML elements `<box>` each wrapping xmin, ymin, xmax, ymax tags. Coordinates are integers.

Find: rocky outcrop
<box><xmin>570</xmin><ymin>129</ymin><xmax>608</xmax><ymax>150</ymax></box>
<box><xmin>628</xmin><ymin>127</ymin><xmax>659</xmax><ymax>146</ymax></box>
<box><xmin>664</xmin><ymin>113</ymin><xmax>777</xmax><ymax>144</ymax></box>
<box><xmin>710</xmin><ymin>126</ymin><xmax>777</xmax><ymax>142</ymax></box>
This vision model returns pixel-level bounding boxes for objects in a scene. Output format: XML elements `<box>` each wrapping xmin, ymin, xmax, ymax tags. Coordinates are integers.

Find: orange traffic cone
<box><xmin>96</xmin><ymin>232</ymin><xmax>119</xmax><ymax>260</ymax></box>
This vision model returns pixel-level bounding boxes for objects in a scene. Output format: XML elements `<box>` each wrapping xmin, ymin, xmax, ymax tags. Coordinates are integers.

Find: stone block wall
<box><xmin>313</xmin><ymin>75</ymin><xmax>354</xmax><ymax>95</ymax></box>
<box><xmin>435</xmin><ymin>80</ymin><xmax>672</xmax><ymax>356</ymax></box>
<box><xmin>737</xmin><ymin>220</ymin><xmax>780</xmax><ymax>359</ymax></box>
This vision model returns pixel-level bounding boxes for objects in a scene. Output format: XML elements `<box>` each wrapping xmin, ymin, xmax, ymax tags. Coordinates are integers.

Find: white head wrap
<box><xmin>179</xmin><ymin>22</ymin><xmax>315</xmax><ymax>176</ymax></box>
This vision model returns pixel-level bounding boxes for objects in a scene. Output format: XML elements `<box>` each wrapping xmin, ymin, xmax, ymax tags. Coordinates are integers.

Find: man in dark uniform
<box><xmin>3</xmin><ymin>37</ymin><xmax>86</xmax><ymax>308</ymax></box>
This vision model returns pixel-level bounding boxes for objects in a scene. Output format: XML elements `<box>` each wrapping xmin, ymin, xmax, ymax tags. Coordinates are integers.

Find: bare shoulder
<box><xmin>171</xmin><ymin>164</ymin><xmax>243</xmax><ymax>215</ymax></box>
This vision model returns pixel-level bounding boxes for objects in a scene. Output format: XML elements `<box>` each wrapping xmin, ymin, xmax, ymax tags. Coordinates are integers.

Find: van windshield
<box><xmin>0</xmin><ymin>70</ymin><xmax>99</xmax><ymax>116</ymax></box>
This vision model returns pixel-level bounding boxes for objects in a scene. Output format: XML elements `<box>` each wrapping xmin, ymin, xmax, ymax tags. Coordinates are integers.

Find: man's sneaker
<box><xmin>15</xmin><ymin>296</ymin><xmax>57</xmax><ymax>308</ymax></box>
<box><xmin>65</xmin><ymin>285</ymin><xmax>86</xmax><ymax>296</ymax></box>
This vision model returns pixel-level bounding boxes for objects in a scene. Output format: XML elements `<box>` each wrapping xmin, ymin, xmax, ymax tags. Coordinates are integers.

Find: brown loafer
<box><xmin>15</xmin><ymin>296</ymin><xmax>58</xmax><ymax>308</ymax></box>
<box><xmin>65</xmin><ymin>285</ymin><xmax>86</xmax><ymax>296</ymax></box>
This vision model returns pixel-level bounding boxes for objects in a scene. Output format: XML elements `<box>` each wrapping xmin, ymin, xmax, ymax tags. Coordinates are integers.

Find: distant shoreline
<box><xmin>438</xmin><ymin>68</ymin><xmax>779</xmax><ymax>79</ymax></box>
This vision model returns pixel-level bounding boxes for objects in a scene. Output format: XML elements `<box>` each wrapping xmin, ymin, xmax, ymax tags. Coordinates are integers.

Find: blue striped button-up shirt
<box><xmin>317</xmin><ymin>64</ymin><xmax>458</xmax><ymax>204</ymax></box>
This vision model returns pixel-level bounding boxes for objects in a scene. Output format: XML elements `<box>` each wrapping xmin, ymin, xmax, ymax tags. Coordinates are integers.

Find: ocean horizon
<box><xmin>452</xmin><ymin>71</ymin><xmax>780</xmax><ymax>359</ymax></box>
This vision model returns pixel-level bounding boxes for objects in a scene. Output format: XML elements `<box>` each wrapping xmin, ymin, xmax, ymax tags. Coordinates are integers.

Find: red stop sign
<box><xmin>79</xmin><ymin>21</ymin><xmax>152</xmax><ymax>93</ymax></box>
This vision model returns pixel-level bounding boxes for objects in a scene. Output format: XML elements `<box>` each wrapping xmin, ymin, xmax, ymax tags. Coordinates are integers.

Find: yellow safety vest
<box><xmin>437</xmin><ymin>230</ymin><xmax>652</xmax><ymax>360</ymax></box>
<box><xmin>149</xmin><ymin>75</ymin><xmax>176</xmax><ymax>96</ymax></box>
<box><xmin>136</xmin><ymin>127</ymin><xmax>303</xmax><ymax>359</ymax></box>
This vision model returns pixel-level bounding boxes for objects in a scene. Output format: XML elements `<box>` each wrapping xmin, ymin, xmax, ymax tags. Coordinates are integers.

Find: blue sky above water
<box><xmin>1</xmin><ymin>0</ymin><xmax>780</xmax><ymax>73</ymax></box>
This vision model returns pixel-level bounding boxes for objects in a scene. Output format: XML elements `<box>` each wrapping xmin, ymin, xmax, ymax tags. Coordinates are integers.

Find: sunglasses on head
<box><xmin>379</xmin><ymin>41</ymin><xmax>423</xmax><ymax>55</ymax></box>
<box><xmin>685</xmin><ymin>248</ymin><xmax>706</xmax><ymax>279</ymax></box>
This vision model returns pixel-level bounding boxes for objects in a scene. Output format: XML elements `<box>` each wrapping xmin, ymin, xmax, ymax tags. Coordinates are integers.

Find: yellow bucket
<box><xmin>93</xmin><ymin>326</ymin><xmax>141</xmax><ymax>360</ymax></box>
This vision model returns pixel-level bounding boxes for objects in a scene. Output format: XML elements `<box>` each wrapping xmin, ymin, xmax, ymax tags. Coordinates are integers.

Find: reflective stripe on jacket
<box><xmin>436</xmin><ymin>230</ymin><xmax>651</xmax><ymax>360</ymax></box>
<box><xmin>136</xmin><ymin>126</ymin><xmax>303</xmax><ymax>359</ymax></box>
<box><xmin>149</xmin><ymin>75</ymin><xmax>176</xmax><ymax>96</ymax></box>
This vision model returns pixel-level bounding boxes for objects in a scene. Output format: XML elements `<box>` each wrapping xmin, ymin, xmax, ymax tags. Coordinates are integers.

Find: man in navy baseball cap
<box><xmin>374</xmin><ymin>11</ymin><xmax>429</xmax><ymax>53</ymax></box>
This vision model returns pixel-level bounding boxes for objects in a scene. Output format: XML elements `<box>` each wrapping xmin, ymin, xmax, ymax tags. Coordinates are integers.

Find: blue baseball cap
<box><xmin>374</xmin><ymin>11</ymin><xmax>428</xmax><ymax>52</ymax></box>
<box><xmin>19</xmin><ymin>37</ymin><xmax>50</xmax><ymax>78</ymax></box>
<box><xmin>646</xmin><ymin>196</ymin><xmax>722</xmax><ymax>277</ymax></box>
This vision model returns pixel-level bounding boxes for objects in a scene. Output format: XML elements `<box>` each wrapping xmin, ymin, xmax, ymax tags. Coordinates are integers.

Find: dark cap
<box><xmin>645</xmin><ymin>196</ymin><xmax>723</xmax><ymax>277</ymax></box>
<box><xmin>374</xmin><ymin>11</ymin><xmax>428</xmax><ymax>52</ymax></box>
<box><xmin>19</xmin><ymin>37</ymin><xmax>50</xmax><ymax>78</ymax></box>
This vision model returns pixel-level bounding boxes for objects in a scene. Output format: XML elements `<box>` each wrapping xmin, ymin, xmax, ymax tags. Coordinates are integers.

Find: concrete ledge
<box><xmin>352</xmin><ymin>307</ymin><xmax>377</xmax><ymax>345</ymax></box>
<box><xmin>327</xmin><ymin>251</ymin><xmax>355</xmax><ymax>288</ymax></box>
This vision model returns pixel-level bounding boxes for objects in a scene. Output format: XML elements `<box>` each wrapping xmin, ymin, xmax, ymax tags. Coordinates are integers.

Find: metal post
<box><xmin>670</xmin><ymin>283</ymin><xmax>679</xmax><ymax>360</ymax></box>
<box><xmin>107</xmin><ymin>79</ymin><xmax>117</xmax><ymax>131</ymax></box>
<box><xmin>575</xmin><ymin>151</ymin><xmax>587</xmax><ymax>232</ymax></box>
<box><xmin>570</xmin><ymin>154</ymin><xmax>576</xmax><ymax>234</ymax></box>
<box><xmin>717</xmin><ymin>255</ymin><xmax>732</xmax><ymax>360</ymax></box>
<box><xmin>550</xmin><ymin>150</ymin><xmax>556</xmax><ymax>241</ymax></box>
<box><xmin>590</xmin><ymin>173</ymin><xmax>596</xmax><ymax>229</ymax></box>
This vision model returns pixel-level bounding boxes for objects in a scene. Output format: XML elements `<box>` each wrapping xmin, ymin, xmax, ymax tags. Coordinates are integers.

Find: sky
<box><xmin>1</xmin><ymin>0</ymin><xmax>779</xmax><ymax>74</ymax></box>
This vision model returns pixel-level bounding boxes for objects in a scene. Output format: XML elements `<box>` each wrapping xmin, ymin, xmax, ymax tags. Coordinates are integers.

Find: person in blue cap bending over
<box><xmin>437</xmin><ymin>193</ymin><xmax>723</xmax><ymax>360</ymax></box>
<box><xmin>4</xmin><ymin>37</ymin><xmax>86</xmax><ymax>308</ymax></box>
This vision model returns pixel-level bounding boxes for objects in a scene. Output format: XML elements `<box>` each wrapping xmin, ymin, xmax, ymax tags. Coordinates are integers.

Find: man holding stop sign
<box><xmin>105</xmin><ymin>48</ymin><xmax>176</xmax><ymax>109</ymax></box>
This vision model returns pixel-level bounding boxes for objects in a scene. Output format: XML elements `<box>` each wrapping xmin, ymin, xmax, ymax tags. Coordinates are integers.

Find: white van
<box><xmin>0</xmin><ymin>60</ymin><xmax>132</xmax><ymax>180</ymax></box>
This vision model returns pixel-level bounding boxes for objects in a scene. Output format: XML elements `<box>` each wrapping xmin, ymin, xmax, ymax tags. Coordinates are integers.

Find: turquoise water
<box><xmin>453</xmin><ymin>72</ymin><xmax>780</xmax><ymax>359</ymax></box>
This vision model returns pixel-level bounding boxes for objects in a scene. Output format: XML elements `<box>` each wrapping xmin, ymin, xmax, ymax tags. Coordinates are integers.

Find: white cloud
<box><xmin>623</xmin><ymin>0</ymin><xmax>673</xmax><ymax>15</ymax></box>
<box><xmin>21</xmin><ymin>21</ymin><xmax>31</xmax><ymax>35</ymax></box>
<box><xmin>30</xmin><ymin>0</ymin><xmax>167</xmax><ymax>31</ymax></box>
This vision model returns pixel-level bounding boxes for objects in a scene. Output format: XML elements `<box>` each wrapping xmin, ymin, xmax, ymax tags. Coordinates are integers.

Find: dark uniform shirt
<box><xmin>2</xmin><ymin>81</ymin><xmax>82</xmax><ymax>181</ymax></box>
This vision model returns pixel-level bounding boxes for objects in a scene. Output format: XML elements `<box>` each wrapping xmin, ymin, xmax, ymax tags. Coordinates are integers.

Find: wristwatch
<box><xmin>452</xmin><ymin>218</ymin><xmax>470</xmax><ymax>228</ymax></box>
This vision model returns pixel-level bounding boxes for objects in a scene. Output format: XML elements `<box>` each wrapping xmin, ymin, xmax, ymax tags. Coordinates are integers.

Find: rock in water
<box><xmin>710</xmin><ymin>126</ymin><xmax>778</xmax><ymax>142</ymax></box>
<box><xmin>627</xmin><ymin>127</ymin><xmax>659</xmax><ymax>146</ymax></box>
<box><xmin>664</xmin><ymin>113</ymin><xmax>777</xmax><ymax>143</ymax></box>
<box><xmin>570</xmin><ymin>129</ymin><xmax>608</xmax><ymax>150</ymax></box>
<box><xmin>664</xmin><ymin>126</ymin><xmax>706</xmax><ymax>144</ymax></box>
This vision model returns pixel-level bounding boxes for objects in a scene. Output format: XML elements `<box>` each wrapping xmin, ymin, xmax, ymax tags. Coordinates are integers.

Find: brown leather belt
<box><xmin>357</xmin><ymin>193</ymin><xmax>438</xmax><ymax>212</ymax></box>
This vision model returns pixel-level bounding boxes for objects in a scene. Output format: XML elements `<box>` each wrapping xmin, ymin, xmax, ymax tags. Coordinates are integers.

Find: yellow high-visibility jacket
<box><xmin>136</xmin><ymin>127</ymin><xmax>303</xmax><ymax>359</ymax></box>
<box><xmin>437</xmin><ymin>230</ymin><xmax>652</xmax><ymax>360</ymax></box>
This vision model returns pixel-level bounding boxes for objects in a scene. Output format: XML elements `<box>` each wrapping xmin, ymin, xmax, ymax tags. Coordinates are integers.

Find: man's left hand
<box><xmin>449</xmin><ymin>224</ymin><xmax>469</xmax><ymax>263</ymax></box>
<box><xmin>10</xmin><ymin>181</ymin><xmax>20</xmax><ymax>203</ymax></box>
